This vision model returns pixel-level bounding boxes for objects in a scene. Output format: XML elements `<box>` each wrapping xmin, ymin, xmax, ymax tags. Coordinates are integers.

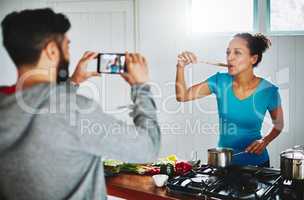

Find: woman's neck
<box><xmin>233</xmin><ymin>68</ymin><xmax>257</xmax><ymax>88</ymax></box>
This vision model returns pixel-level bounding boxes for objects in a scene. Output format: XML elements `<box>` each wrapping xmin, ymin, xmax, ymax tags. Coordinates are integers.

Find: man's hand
<box><xmin>121</xmin><ymin>52</ymin><xmax>149</xmax><ymax>85</ymax></box>
<box><xmin>245</xmin><ymin>139</ymin><xmax>269</xmax><ymax>155</ymax></box>
<box><xmin>70</xmin><ymin>51</ymin><xmax>99</xmax><ymax>84</ymax></box>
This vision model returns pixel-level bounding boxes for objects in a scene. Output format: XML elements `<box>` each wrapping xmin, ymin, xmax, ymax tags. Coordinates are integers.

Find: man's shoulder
<box><xmin>27</xmin><ymin>82</ymin><xmax>101</xmax><ymax>114</ymax></box>
<box><xmin>56</xmin><ymin>82</ymin><xmax>101</xmax><ymax>111</ymax></box>
<box><xmin>76</xmin><ymin>94</ymin><xmax>100</xmax><ymax>111</ymax></box>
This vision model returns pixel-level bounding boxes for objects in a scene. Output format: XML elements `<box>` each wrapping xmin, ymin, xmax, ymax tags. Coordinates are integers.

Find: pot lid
<box><xmin>281</xmin><ymin>150</ymin><xmax>304</xmax><ymax>159</ymax></box>
<box><xmin>293</xmin><ymin>145</ymin><xmax>304</xmax><ymax>151</ymax></box>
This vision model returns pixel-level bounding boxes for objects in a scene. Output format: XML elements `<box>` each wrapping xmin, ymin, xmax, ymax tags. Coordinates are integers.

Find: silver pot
<box><xmin>280</xmin><ymin>148</ymin><xmax>304</xmax><ymax>180</ymax></box>
<box><xmin>208</xmin><ymin>147</ymin><xmax>233</xmax><ymax>168</ymax></box>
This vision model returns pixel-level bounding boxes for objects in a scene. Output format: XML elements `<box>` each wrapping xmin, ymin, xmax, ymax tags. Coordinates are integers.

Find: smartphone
<box><xmin>97</xmin><ymin>53</ymin><xmax>126</xmax><ymax>74</ymax></box>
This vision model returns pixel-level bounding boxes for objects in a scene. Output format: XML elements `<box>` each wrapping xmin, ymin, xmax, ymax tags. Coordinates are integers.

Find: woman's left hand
<box><xmin>245</xmin><ymin>139</ymin><xmax>269</xmax><ymax>155</ymax></box>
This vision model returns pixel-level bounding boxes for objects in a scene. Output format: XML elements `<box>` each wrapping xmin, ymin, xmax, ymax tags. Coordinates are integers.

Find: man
<box><xmin>0</xmin><ymin>8</ymin><xmax>160</xmax><ymax>200</ymax></box>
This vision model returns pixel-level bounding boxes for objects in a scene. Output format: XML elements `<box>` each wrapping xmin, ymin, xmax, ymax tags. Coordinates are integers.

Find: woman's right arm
<box><xmin>175</xmin><ymin>51</ymin><xmax>212</xmax><ymax>102</ymax></box>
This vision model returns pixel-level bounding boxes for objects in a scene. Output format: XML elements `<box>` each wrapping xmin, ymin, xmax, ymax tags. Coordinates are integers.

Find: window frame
<box><xmin>265</xmin><ymin>0</ymin><xmax>304</xmax><ymax>36</ymax></box>
<box><xmin>190</xmin><ymin>0</ymin><xmax>259</xmax><ymax>36</ymax></box>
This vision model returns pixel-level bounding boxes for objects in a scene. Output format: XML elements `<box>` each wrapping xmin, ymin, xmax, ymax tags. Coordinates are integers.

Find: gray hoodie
<box><xmin>0</xmin><ymin>82</ymin><xmax>160</xmax><ymax>200</ymax></box>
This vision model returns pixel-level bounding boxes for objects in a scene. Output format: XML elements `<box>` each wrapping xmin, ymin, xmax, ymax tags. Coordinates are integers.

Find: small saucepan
<box><xmin>207</xmin><ymin>147</ymin><xmax>247</xmax><ymax>168</ymax></box>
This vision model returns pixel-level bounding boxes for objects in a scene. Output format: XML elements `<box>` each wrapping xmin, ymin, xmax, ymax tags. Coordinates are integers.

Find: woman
<box><xmin>175</xmin><ymin>33</ymin><xmax>284</xmax><ymax>167</ymax></box>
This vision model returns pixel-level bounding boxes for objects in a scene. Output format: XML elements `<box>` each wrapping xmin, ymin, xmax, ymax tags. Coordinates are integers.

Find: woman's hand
<box><xmin>177</xmin><ymin>51</ymin><xmax>198</xmax><ymax>68</ymax></box>
<box><xmin>70</xmin><ymin>51</ymin><xmax>99</xmax><ymax>84</ymax></box>
<box><xmin>245</xmin><ymin>138</ymin><xmax>269</xmax><ymax>155</ymax></box>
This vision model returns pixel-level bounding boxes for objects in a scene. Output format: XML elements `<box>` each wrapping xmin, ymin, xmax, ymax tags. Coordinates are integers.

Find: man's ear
<box><xmin>44</xmin><ymin>41</ymin><xmax>60</xmax><ymax>62</ymax></box>
<box><xmin>251</xmin><ymin>54</ymin><xmax>258</xmax><ymax>66</ymax></box>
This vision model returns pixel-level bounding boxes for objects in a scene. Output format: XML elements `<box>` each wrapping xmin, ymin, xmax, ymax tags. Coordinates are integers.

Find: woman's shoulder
<box><xmin>257</xmin><ymin>78</ymin><xmax>280</xmax><ymax>99</ymax></box>
<box><xmin>209</xmin><ymin>71</ymin><xmax>232</xmax><ymax>81</ymax></box>
<box><xmin>259</xmin><ymin>78</ymin><xmax>279</xmax><ymax>91</ymax></box>
<box><xmin>206</xmin><ymin>72</ymin><xmax>231</xmax><ymax>94</ymax></box>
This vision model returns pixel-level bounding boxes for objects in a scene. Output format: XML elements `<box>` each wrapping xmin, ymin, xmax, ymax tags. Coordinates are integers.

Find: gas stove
<box><xmin>275</xmin><ymin>179</ymin><xmax>304</xmax><ymax>200</ymax></box>
<box><xmin>166</xmin><ymin>165</ymin><xmax>304</xmax><ymax>200</ymax></box>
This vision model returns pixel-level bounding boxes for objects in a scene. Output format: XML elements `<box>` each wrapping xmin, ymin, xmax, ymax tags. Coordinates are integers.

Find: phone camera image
<box><xmin>97</xmin><ymin>53</ymin><xmax>126</xmax><ymax>74</ymax></box>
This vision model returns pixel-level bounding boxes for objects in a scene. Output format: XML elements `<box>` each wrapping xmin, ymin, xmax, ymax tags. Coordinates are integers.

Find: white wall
<box><xmin>0</xmin><ymin>0</ymin><xmax>303</xmax><ymax>168</ymax></box>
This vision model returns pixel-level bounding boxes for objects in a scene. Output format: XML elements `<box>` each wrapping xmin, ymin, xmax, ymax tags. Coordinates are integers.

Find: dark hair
<box><xmin>1</xmin><ymin>8</ymin><xmax>71</xmax><ymax>67</ymax></box>
<box><xmin>234</xmin><ymin>33</ymin><xmax>271</xmax><ymax>67</ymax></box>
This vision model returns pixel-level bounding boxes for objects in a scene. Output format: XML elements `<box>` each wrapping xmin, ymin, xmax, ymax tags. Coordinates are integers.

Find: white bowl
<box><xmin>152</xmin><ymin>174</ymin><xmax>169</xmax><ymax>187</ymax></box>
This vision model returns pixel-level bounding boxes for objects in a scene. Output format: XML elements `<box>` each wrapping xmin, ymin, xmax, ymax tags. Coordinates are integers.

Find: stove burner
<box><xmin>279</xmin><ymin>179</ymin><xmax>304</xmax><ymax>200</ymax></box>
<box><xmin>167</xmin><ymin>165</ymin><xmax>283</xmax><ymax>200</ymax></box>
<box><xmin>229</xmin><ymin>173</ymin><xmax>260</xmax><ymax>194</ymax></box>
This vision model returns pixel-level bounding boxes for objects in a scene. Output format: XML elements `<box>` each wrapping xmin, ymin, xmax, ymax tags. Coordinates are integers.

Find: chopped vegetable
<box><xmin>160</xmin><ymin>163</ymin><xmax>175</xmax><ymax>178</ymax></box>
<box><xmin>103</xmin><ymin>159</ymin><xmax>123</xmax><ymax>167</ymax></box>
<box><xmin>166</xmin><ymin>154</ymin><xmax>177</xmax><ymax>162</ymax></box>
<box><xmin>153</xmin><ymin>154</ymin><xmax>178</xmax><ymax>166</ymax></box>
<box><xmin>102</xmin><ymin>155</ymin><xmax>194</xmax><ymax>177</ymax></box>
<box><xmin>144</xmin><ymin>166</ymin><xmax>160</xmax><ymax>175</ymax></box>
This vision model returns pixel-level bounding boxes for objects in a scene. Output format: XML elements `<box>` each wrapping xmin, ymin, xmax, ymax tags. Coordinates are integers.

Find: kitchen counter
<box><xmin>106</xmin><ymin>173</ymin><xmax>200</xmax><ymax>200</ymax></box>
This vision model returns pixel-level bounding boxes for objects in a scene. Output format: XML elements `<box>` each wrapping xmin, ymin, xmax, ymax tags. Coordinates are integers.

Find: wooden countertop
<box><xmin>106</xmin><ymin>173</ymin><xmax>201</xmax><ymax>200</ymax></box>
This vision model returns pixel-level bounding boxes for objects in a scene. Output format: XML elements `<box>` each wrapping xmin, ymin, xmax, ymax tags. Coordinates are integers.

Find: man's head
<box><xmin>1</xmin><ymin>8</ymin><xmax>71</xmax><ymax>83</ymax></box>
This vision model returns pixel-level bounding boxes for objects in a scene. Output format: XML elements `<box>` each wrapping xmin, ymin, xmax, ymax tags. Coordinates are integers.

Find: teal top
<box><xmin>207</xmin><ymin>72</ymin><xmax>281</xmax><ymax>166</ymax></box>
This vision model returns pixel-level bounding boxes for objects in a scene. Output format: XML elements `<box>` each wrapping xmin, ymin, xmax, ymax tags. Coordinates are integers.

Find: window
<box><xmin>267</xmin><ymin>0</ymin><xmax>304</xmax><ymax>34</ymax></box>
<box><xmin>191</xmin><ymin>0</ymin><xmax>257</xmax><ymax>34</ymax></box>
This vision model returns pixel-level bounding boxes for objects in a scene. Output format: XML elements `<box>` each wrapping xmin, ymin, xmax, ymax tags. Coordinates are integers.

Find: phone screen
<box><xmin>97</xmin><ymin>53</ymin><xmax>126</xmax><ymax>74</ymax></box>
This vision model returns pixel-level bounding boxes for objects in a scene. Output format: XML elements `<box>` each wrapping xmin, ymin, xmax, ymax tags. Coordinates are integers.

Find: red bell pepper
<box><xmin>175</xmin><ymin>161</ymin><xmax>192</xmax><ymax>175</ymax></box>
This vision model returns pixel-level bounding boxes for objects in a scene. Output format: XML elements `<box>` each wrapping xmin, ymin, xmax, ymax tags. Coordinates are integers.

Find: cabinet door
<box><xmin>49</xmin><ymin>0</ymin><xmax>135</xmax><ymax>121</ymax></box>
